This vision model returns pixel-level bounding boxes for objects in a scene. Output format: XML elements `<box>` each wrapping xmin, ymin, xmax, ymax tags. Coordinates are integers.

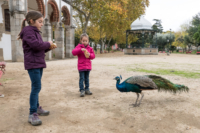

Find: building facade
<box><xmin>0</xmin><ymin>0</ymin><xmax>75</xmax><ymax>62</ymax></box>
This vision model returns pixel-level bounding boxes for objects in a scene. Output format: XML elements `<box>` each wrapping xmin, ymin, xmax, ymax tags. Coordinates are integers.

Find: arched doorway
<box><xmin>28</xmin><ymin>0</ymin><xmax>45</xmax><ymax>16</ymax></box>
<box><xmin>61</xmin><ymin>6</ymin><xmax>70</xmax><ymax>57</ymax></box>
<box><xmin>62</xmin><ymin>6</ymin><xmax>70</xmax><ymax>26</ymax></box>
<box><xmin>47</xmin><ymin>0</ymin><xmax>59</xmax><ymax>58</ymax></box>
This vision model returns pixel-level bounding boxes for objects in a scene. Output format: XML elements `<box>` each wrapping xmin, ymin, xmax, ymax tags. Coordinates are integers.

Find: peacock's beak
<box><xmin>113</xmin><ymin>78</ymin><xmax>116</xmax><ymax>80</ymax></box>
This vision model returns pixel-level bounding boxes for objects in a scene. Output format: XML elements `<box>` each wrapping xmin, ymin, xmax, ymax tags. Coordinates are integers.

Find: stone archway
<box><xmin>27</xmin><ymin>0</ymin><xmax>45</xmax><ymax>16</ymax></box>
<box><xmin>35</xmin><ymin>0</ymin><xmax>45</xmax><ymax>16</ymax></box>
<box><xmin>48</xmin><ymin>0</ymin><xmax>59</xmax><ymax>22</ymax></box>
<box><xmin>62</xmin><ymin>6</ymin><xmax>70</xmax><ymax>25</ymax></box>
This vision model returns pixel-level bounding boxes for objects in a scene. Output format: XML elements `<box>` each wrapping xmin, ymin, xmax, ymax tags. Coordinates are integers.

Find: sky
<box><xmin>144</xmin><ymin>0</ymin><xmax>200</xmax><ymax>32</ymax></box>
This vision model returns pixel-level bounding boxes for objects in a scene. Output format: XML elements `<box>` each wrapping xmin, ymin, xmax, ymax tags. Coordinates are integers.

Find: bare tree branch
<box><xmin>62</xmin><ymin>0</ymin><xmax>86</xmax><ymax>18</ymax></box>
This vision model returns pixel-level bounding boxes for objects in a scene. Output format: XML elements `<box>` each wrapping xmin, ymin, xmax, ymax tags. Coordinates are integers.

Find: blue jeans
<box><xmin>79</xmin><ymin>71</ymin><xmax>90</xmax><ymax>92</ymax></box>
<box><xmin>28</xmin><ymin>68</ymin><xmax>43</xmax><ymax>115</ymax></box>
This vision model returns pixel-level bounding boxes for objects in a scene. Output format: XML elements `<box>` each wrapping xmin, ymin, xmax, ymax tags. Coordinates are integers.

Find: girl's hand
<box><xmin>86</xmin><ymin>52</ymin><xmax>90</xmax><ymax>57</ymax></box>
<box><xmin>81</xmin><ymin>48</ymin><xmax>86</xmax><ymax>52</ymax></box>
<box><xmin>48</xmin><ymin>41</ymin><xmax>53</xmax><ymax>45</ymax></box>
<box><xmin>50</xmin><ymin>43</ymin><xmax>57</xmax><ymax>50</ymax></box>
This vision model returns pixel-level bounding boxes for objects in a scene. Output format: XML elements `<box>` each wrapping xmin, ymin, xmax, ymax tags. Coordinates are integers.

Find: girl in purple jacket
<box><xmin>18</xmin><ymin>11</ymin><xmax>57</xmax><ymax>126</ymax></box>
<box><xmin>72</xmin><ymin>33</ymin><xmax>95</xmax><ymax>97</ymax></box>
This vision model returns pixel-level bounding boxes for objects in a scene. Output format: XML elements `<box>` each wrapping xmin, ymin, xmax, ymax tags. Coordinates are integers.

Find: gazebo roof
<box><xmin>131</xmin><ymin>16</ymin><xmax>153</xmax><ymax>31</ymax></box>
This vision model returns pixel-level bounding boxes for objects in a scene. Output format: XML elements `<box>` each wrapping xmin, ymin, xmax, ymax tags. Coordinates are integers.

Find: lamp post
<box><xmin>155</xmin><ymin>32</ymin><xmax>157</xmax><ymax>48</ymax></box>
<box><xmin>126</xmin><ymin>31</ymin><xmax>128</xmax><ymax>48</ymax></box>
<box><xmin>170</xmin><ymin>29</ymin><xmax>171</xmax><ymax>54</ymax></box>
<box><xmin>142</xmin><ymin>31</ymin><xmax>144</xmax><ymax>48</ymax></box>
<box><xmin>167</xmin><ymin>39</ymin><xmax>169</xmax><ymax>55</ymax></box>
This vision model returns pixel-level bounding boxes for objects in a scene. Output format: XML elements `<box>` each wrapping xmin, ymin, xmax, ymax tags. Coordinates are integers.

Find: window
<box><xmin>4</xmin><ymin>9</ymin><xmax>10</xmax><ymax>32</ymax></box>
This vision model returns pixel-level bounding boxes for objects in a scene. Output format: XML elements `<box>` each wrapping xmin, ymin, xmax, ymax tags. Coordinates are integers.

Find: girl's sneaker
<box><xmin>28</xmin><ymin>113</ymin><xmax>42</xmax><ymax>126</ymax></box>
<box><xmin>85</xmin><ymin>90</ymin><xmax>92</xmax><ymax>95</ymax></box>
<box><xmin>37</xmin><ymin>106</ymin><xmax>50</xmax><ymax>116</ymax></box>
<box><xmin>80</xmin><ymin>90</ymin><xmax>85</xmax><ymax>97</ymax></box>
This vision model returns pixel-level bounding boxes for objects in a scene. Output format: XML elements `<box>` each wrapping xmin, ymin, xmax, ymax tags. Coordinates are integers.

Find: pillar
<box><xmin>65</xmin><ymin>25</ymin><xmax>75</xmax><ymax>58</ymax></box>
<box><xmin>9</xmin><ymin>0</ymin><xmax>27</xmax><ymax>62</ymax></box>
<box><xmin>54</xmin><ymin>22</ymin><xmax>65</xmax><ymax>59</ymax></box>
<box><xmin>42</xmin><ymin>19</ymin><xmax>52</xmax><ymax>60</ymax></box>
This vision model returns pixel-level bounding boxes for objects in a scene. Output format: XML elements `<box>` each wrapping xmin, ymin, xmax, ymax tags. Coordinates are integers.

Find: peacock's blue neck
<box><xmin>116</xmin><ymin>80</ymin><xmax>126</xmax><ymax>92</ymax></box>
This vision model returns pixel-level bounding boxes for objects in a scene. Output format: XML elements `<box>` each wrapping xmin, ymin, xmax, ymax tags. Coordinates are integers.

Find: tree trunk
<box><xmin>101</xmin><ymin>36</ymin><xmax>107</xmax><ymax>53</ymax></box>
<box><xmin>107</xmin><ymin>35</ymin><xmax>113</xmax><ymax>53</ymax></box>
<box><xmin>83</xmin><ymin>13</ymin><xmax>91</xmax><ymax>33</ymax></box>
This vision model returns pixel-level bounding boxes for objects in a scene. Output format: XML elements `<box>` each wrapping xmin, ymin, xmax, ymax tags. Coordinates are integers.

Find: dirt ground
<box><xmin>0</xmin><ymin>52</ymin><xmax>200</xmax><ymax>133</ymax></box>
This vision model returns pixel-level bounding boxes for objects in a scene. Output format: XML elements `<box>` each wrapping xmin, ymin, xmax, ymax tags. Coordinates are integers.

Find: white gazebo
<box><xmin>124</xmin><ymin>16</ymin><xmax>158</xmax><ymax>55</ymax></box>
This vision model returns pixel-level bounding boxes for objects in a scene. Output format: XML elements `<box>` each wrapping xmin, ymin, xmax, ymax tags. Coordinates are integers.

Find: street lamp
<box><xmin>142</xmin><ymin>31</ymin><xmax>144</xmax><ymax>48</ymax></box>
<box><xmin>170</xmin><ymin>29</ymin><xmax>171</xmax><ymax>53</ymax></box>
<box><xmin>167</xmin><ymin>39</ymin><xmax>169</xmax><ymax>53</ymax></box>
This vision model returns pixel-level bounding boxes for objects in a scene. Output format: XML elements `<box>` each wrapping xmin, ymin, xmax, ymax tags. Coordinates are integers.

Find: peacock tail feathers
<box><xmin>147</xmin><ymin>75</ymin><xmax>189</xmax><ymax>93</ymax></box>
<box><xmin>125</xmin><ymin>76</ymin><xmax>157</xmax><ymax>89</ymax></box>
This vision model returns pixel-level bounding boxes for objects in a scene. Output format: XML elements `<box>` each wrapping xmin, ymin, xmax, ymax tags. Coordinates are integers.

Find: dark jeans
<box><xmin>79</xmin><ymin>71</ymin><xmax>90</xmax><ymax>92</ymax></box>
<box><xmin>28</xmin><ymin>68</ymin><xmax>43</xmax><ymax>115</ymax></box>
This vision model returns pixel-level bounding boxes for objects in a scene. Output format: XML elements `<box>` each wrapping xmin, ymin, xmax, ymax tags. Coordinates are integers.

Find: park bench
<box><xmin>186</xmin><ymin>51</ymin><xmax>192</xmax><ymax>54</ymax></box>
<box><xmin>196</xmin><ymin>52</ymin><xmax>200</xmax><ymax>55</ymax></box>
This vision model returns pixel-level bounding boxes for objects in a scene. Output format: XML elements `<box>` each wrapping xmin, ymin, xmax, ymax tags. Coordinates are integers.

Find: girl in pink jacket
<box><xmin>72</xmin><ymin>33</ymin><xmax>95</xmax><ymax>97</ymax></box>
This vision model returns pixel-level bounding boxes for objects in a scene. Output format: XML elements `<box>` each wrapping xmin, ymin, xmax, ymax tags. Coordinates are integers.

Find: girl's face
<box><xmin>30</xmin><ymin>17</ymin><xmax>44</xmax><ymax>30</ymax></box>
<box><xmin>81</xmin><ymin>37</ymin><xmax>89</xmax><ymax>46</ymax></box>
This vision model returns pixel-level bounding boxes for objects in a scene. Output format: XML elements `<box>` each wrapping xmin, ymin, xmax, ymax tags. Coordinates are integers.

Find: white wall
<box><xmin>42</xmin><ymin>0</ymin><xmax>71</xmax><ymax>13</ymax></box>
<box><xmin>54</xmin><ymin>0</ymin><xmax>71</xmax><ymax>13</ymax></box>
<box><xmin>0</xmin><ymin>1</ymin><xmax>3</xmax><ymax>23</ymax></box>
<box><xmin>0</xmin><ymin>1</ymin><xmax>12</xmax><ymax>61</ymax></box>
<box><xmin>0</xmin><ymin>34</ymin><xmax>12</xmax><ymax>61</ymax></box>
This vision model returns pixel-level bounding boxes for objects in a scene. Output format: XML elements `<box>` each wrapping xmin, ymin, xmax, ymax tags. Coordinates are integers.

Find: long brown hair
<box><xmin>18</xmin><ymin>11</ymin><xmax>43</xmax><ymax>40</ymax></box>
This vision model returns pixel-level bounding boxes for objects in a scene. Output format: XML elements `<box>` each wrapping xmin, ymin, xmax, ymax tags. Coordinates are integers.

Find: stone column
<box><xmin>9</xmin><ymin>0</ymin><xmax>26</xmax><ymax>62</ymax></box>
<box><xmin>42</xmin><ymin>0</ymin><xmax>52</xmax><ymax>60</ymax></box>
<box><xmin>65</xmin><ymin>25</ymin><xmax>75</xmax><ymax>58</ymax></box>
<box><xmin>42</xmin><ymin>19</ymin><xmax>52</xmax><ymax>60</ymax></box>
<box><xmin>54</xmin><ymin>23</ymin><xmax>65</xmax><ymax>59</ymax></box>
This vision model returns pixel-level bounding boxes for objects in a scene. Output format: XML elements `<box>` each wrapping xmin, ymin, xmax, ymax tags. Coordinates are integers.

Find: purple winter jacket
<box><xmin>20</xmin><ymin>26</ymin><xmax>51</xmax><ymax>70</ymax></box>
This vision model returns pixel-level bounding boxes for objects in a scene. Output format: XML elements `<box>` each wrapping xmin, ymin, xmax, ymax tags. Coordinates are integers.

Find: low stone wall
<box><xmin>0</xmin><ymin>48</ymin><xmax>4</xmax><ymax>61</ymax></box>
<box><xmin>124</xmin><ymin>48</ymin><xmax>158</xmax><ymax>55</ymax></box>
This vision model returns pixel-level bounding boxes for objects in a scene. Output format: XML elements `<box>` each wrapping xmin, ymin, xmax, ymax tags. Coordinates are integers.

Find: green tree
<box><xmin>153</xmin><ymin>33</ymin><xmax>175</xmax><ymax>51</ymax></box>
<box><xmin>152</xmin><ymin>19</ymin><xmax>163</xmax><ymax>33</ymax></box>
<box><xmin>185</xmin><ymin>12</ymin><xmax>200</xmax><ymax>49</ymax></box>
<box><xmin>193</xmin><ymin>25</ymin><xmax>200</xmax><ymax>50</ymax></box>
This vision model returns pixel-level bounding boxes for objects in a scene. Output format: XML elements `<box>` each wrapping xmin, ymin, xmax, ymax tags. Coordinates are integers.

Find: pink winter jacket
<box><xmin>72</xmin><ymin>44</ymin><xmax>95</xmax><ymax>70</ymax></box>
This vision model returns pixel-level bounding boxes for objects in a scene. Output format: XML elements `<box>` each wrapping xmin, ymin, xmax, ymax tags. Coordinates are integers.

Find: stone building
<box><xmin>0</xmin><ymin>0</ymin><xmax>75</xmax><ymax>62</ymax></box>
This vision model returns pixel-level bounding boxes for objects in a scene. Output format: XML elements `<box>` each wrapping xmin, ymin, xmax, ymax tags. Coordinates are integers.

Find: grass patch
<box><xmin>2</xmin><ymin>78</ymin><xmax>13</xmax><ymax>82</ymax></box>
<box><xmin>172</xmin><ymin>50</ymin><xmax>199</xmax><ymax>54</ymax></box>
<box><xmin>127</xmin><ymin>68</ymin><xmax>200</xmax><ymax>79</ymax></box>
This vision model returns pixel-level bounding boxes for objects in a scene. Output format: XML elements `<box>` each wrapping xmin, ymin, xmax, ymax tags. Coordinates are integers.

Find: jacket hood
<box><xmin>20</xmin><ymin>26</ymin><xmax>40</xmax><ymax>39</ymax></box>
<box><xmin>78</xmin><ymin>44</ymin><xmax>90</xmax><ymax>48</ymax></box>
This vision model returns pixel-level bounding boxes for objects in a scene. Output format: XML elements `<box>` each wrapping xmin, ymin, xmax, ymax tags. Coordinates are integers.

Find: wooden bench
<box><xmin>186</xmin><ymin>51</ymin><xmax>192</xmax><ymax>54</ymax></box>
<box><xmin>196</xmin><ymin>52</ymin><xmax>200</xmax><ymax>55</ymax></box>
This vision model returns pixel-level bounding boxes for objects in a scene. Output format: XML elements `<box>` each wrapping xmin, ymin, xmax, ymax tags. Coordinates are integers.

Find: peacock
<box><xmin>114</xmin><ymin>75</ymin><xmax>189</xmax><ymax>107</ymax></box>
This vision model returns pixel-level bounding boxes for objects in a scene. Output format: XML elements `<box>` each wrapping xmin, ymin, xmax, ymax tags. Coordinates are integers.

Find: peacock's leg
<box><xmin>129</xmin><ymin>93</ymin><xmax>139</xmax><ymax>107</ymax></box>
<box><xmin>137</xmin><ymin>92</ymin><xmax>144</xmax><ymax>107</ymax></box>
